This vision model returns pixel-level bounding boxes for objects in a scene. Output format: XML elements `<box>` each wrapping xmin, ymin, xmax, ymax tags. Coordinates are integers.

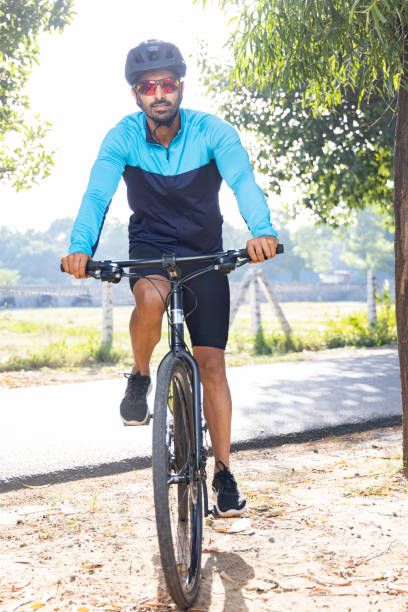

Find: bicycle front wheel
<box><xmin>152</xmin><ymin>355</ymin><xmax>202</xmax><ymax>608</ymax></box>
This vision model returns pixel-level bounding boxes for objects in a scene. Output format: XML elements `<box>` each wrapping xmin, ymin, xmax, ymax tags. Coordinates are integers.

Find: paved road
<box><xmin>0</xmin><ymin>347</ymin><xmax>401</xmax><ymax>486</ymax></box>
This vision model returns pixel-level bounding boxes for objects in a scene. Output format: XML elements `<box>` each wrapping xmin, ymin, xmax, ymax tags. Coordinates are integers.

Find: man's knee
<box><xmin>133</xmin><ymin>279</ymin><xmax>167</xmax><ymax>320</ymax></box>
<box><xmin>194</xmin><ymin>348</ymin><xmax>226</xmax><ymax>383</ymax></box>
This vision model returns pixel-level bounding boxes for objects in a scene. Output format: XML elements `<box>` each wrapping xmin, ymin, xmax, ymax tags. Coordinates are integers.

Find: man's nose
<box><xmin>153</xmin><ymin>83</ymin><xmax>165</xmax><ymax>99</ymax></box>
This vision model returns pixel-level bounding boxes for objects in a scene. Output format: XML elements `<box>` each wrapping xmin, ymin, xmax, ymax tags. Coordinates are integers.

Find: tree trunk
<box><xmin>394</xmin><ymin>57</ymin><xmax>408</xmax><ymax>476</ymax></box>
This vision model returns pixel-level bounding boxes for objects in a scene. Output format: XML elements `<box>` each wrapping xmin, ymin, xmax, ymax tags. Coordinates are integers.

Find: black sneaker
<box><xmin>212</xmin><ymin>461</ymin><xmax>247</xmax><ymax>518</ymax></box>
<box><xmin>120</xmin><ymin>372</ymin><xmax>151</xmax><ymax>426</ymax></box>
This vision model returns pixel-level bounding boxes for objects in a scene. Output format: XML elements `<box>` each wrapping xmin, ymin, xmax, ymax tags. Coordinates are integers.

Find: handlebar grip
<box><xmin>86</xmin><ymin>261</ymin><xmax>102</xmax><ymax>272</ymax></box>
<box><xmin>60</xmin><ymin>261</ymin><xmax>102</xmax><ymax>273</ymax></box>
<box><xmin>238</xmin><ymin>243</ymin><xmax>284</xmax><ymax>258</ymax></box>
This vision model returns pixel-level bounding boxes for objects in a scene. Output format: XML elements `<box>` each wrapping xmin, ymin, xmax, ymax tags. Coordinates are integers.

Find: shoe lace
<box><xmin>124</xmin><ymin>372</ymin><xmax>150</xmax><ymax>399</ymax></box>
<box><xmin>214</xmin><ymin>460</ymin><xmax>237</xmax><ymax>492</ymax></box>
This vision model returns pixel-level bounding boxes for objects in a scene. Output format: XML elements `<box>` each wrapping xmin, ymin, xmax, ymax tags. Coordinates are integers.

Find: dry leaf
<box><xmin>81</xmin><ymin>563</ymin><xmax>103</xmax><ymax>569</ymax></box>
<box><xmin>310</xmin><ymin>586</ymin><xmax>331</xmax><ymax>595</ymax></box>
<box><xmin>204</xmin><ymin>547</ymin><xmax>220</xmax><ymax>553</ymax></box>
<box><xmin>11</xmin><ymin>583</ymin><xmax>30</xmax><ymax>592</ymax></box>
<box><xmin>227</xmin><ymin>518</ymin><xmax>252</xmax><ymax>533</ymax></box>
<box><xmin>315</xmin><ymin>578</ymin><xmax>352</xmax><ymax>587</ymax></box>
<box><xmin>388</xmin><ymin>583</ymin><xmax>408</xmax><ymax>594</ymax></box>
<box><xmin>77</xmin><ymin>608</ymin><xmax>90</xmax><ymax>612</ymax></box>
<box><xmin>220</xmin><ymin>570</ymin><xmax>236</xmax><ymax>583</ymax></box>
<box><xmin>214</xmin><ymin>528</ymin><xmax>229</xmax><ymax>533</ymax></box>
<box><xmin>30</xmin><ymin>605</ymin><xmax>45</xmax><ymax>610</ymax></box>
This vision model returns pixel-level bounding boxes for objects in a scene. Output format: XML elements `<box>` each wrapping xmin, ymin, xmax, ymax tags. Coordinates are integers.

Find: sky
<box><xmin>1</xmin><ymin>0</ymin><xmax>262</xmax><ymax>234</ymax></box>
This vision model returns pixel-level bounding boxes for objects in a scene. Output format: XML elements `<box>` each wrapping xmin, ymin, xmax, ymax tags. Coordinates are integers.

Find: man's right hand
<box><xmin>61</xmin><ymin>253</ymin><xmax>91</xmax><ymax>279</ymax></box>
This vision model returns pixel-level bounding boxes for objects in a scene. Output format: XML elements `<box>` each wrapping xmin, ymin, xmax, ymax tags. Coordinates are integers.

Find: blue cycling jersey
<box><xmin>68</xmin><ymin>108</ymin><xmax>278</xmax><ymax>256</ymax></box>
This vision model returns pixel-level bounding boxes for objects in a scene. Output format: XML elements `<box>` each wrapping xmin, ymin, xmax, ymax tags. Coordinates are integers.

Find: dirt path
<box><xmin>0</xmin><ymin>426</ymin><xmax>407</xmax><ymax>611</ymax></box>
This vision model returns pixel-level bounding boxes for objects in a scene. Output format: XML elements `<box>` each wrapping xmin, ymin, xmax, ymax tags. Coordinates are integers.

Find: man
<box><xmin>61</xmin><ymin>39</ymin><xmax>278</xmax><ymax>517</ymax></box>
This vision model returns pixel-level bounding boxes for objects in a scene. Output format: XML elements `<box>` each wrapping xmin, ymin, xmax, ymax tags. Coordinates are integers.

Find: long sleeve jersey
<box><xmin>68</xmin><ymin>108</ymin><xmax>278</xmax><ymax>256</ymax></box>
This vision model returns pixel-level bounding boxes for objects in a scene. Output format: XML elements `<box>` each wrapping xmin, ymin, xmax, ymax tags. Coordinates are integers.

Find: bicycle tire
<box><xmin>152</xmin><ymin>354</ymin><xmax>203</xmax><ymax>608</ymax></box>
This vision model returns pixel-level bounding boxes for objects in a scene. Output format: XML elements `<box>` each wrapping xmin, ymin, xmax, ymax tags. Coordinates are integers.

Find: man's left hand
<box><xmin>246</xmin><ymin>235</ymin><xmax>279</xmax><ymax>263</ymax></box>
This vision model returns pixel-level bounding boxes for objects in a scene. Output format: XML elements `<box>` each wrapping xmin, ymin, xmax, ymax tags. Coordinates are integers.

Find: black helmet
<box><xmin>125</xmin><ymin>39</ymin><xmax>186</xmax><ymax>87</ymax></box>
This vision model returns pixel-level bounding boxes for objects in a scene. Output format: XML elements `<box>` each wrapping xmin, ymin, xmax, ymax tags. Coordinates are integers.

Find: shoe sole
<box><xmin>214</xmin><ymin>501</ymin><xmax>247</xmax><ymax>518</ymax></box>
<box><xmin>121</xmin><ymin>411</ymin><xmax>151</xmax><ymax>427</ymax></box>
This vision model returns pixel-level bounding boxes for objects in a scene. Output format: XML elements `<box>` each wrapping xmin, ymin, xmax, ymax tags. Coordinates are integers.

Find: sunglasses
<box><xmin>134</xmin><ymin>77</ymin><xmax>181</xmax><ymax>96</ymax></box>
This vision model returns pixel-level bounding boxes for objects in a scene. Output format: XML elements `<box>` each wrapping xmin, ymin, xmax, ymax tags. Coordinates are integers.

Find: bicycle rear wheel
<box><xmin>152</xmin><ymin>355</ymin><xmax>202</xmax><ymax>608</ymax></box>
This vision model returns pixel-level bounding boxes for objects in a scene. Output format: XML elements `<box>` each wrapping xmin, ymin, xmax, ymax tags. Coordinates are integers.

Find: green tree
<box><xmin>341</xmin><ymin>208</ymin><xmax>394</xmax><ymax>275</ymax></box>
<box><xmin>0</xmin><ymin>0</ymin><xmax>74</xmax><ymax>189</ymax></box>
<box><xmin>270</xmin><ymin>226</ymin><xmax>305</xmax><ymax>281</ymax></box>
<box><xmin>0</xmin><ymin>267</ymin><xmax>20</xmax><ymax>285</ymax></box>
<box><xmin>291</xmin><ymin>224</ymin><xmax>336</xmax><ymax>274</ymax></box>
<box><xmin>206</xmin><ymin>0</ymin><xmax>408</xmax><ymax>472</ymax></box>
<box><xmin>197</xmin><ymin>58</ymin><xmax>394</xmax><ymax>225</ymax></box>
<box><xmin>0</xmin><ymin>220</ymin><xmax>74</xmax><ymax>285</ymax></box>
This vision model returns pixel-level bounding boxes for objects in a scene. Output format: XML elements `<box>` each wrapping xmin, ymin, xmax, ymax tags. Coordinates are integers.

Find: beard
<box><xmin>141</xmin><ymin>94</ymin><xmax>181</xmax><ymax>127</ymax></box>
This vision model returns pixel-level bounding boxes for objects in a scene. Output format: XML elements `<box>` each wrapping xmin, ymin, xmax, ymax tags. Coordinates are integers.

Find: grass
<box><xmin>0</xmin><ymin>299</ymin><xmax>396</xmax><ymax>373</ymax></box>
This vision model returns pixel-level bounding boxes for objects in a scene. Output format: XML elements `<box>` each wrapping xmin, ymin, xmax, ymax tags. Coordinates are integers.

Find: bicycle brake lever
<box><xmin>99</xmin><ymin>268</ymin><xmax>122</xmax><ymax>283</ymax></box>
<box><xmin>214</xmin><ymin>254</ymin><xmax>237</xmax><ymax>274</ymax></box>
<box><xmin>235</xmin><ymin>257</ymin><xmax>251</xmax><ymax>268</ymax></box>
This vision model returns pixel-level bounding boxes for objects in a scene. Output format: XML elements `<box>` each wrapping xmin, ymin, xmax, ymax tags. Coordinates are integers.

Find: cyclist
<box><xmin>61</xmin><ymin>39</ymin><xmax>278</xmax><ymax>518</ymax></box>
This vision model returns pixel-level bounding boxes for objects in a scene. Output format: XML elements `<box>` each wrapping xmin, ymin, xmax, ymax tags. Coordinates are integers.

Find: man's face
<box><xmin>132</xmin><ymin>69</ymin><xmax>183</xmax><ymax>125</ymax></box>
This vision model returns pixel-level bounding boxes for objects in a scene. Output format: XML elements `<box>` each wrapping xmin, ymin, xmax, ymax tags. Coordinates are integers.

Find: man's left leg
<box><xmin>193</xmin><ymin>346</ymin><xmax>231</xmax><ymax>469</ymax></box>
<box><xmin>193</xmin><ymin>346</ymin><xmax>246</xmax><ymax>517</ymax></box>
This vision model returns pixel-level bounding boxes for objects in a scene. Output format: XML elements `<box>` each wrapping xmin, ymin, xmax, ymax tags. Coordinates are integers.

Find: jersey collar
<box><xmin>144</xmin><ymin>108</ymin><xmax>184</xmax><ymax>144</ymax></box>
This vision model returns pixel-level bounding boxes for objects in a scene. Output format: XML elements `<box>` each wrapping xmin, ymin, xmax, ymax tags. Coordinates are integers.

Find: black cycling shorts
<box><xmin>128</xmin><ymin>243</ymin><xmax>230</xmax><ymax>350</ymax></box>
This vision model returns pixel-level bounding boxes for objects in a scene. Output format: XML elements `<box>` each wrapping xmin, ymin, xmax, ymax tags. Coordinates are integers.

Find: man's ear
<box><xmin>179</xmin><ymin>81</ymin><xmax>184</xmax><ymax>103</ymax></box>
<box><xmin>131</xmin><ymin>87</ymin><xmax>142</xmax><ymax>109</ymax></box>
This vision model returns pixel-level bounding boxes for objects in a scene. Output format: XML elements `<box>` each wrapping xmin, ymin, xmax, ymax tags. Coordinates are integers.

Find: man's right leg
<box><xmin>120</xmin><ymin>275</ymin><xmax>170</xmax><ymax>425</ymax></box>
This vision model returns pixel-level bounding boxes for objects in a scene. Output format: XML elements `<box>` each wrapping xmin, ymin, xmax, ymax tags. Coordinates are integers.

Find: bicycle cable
<box><xmin>121</xmin><ymin>255</ymin><xmax>241</xmax><ymax>354</ymax></box>
<box><xmin>122</xmin><ymin>269</ymin><xmax>194</xmax><ymax>354</ymax></box>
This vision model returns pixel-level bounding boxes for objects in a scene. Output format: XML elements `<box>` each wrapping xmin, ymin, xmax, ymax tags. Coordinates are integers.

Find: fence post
<box><xmin>229</xmin><ymin>270</ymin><xmax>252</xmax><ymax>327</ymax></box>
<box><xmin>248</xmin><ymin>271</ymin><xmax>262</xmax><ymax>335</ymax></box>
<box><xmin>256</xmin><ymin>271</ymin><xmax>293</xmax><ymax>340</ymax></box>
<box><xmin>367</xmin><ymin>269</ymin><xmax>377</xmax><ymax>325</ymax></box>
<box><xmin>102</xmin><ymin>282</ymin><xmax>114</xmax><ymax>345</ymax></box>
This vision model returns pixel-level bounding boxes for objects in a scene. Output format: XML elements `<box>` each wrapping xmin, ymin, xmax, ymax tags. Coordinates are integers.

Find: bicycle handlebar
<box><xmin>60</xmin><ymin>244</ymin><xmax>284</xmax><ymax>277</ymax></box>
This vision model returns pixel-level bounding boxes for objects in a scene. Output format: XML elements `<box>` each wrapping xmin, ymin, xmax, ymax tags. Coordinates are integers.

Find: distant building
<box><xmin>319</xmin><ymin>270</ymin><xmax>351</xmax><ymax>284</ymax></box>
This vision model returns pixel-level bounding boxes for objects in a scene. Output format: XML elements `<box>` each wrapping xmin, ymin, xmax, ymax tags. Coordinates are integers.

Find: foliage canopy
<box><xmin>210</xmin><ymin>0</ymin><xmax>407</xmax><ymax>108</ymax></box>
<box><xmin>199</xmin><ymin>52</ymin><xmax>395</xmax><ymax>225</ymax></box>
<box><xmin>0</xmin><ymin>0</ymin><xmax>74</xmax><ymax>189</ymax></box>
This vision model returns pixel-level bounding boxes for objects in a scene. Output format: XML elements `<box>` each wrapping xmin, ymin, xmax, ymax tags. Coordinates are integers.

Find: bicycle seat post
<box><xmin>162</xmin><ymin>254</ymin><xmax>184</xmax><ymax>353</ymax></box>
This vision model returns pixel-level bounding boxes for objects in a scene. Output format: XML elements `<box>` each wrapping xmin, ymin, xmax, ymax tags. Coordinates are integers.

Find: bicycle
<box><xmin>63</xmin><ymin>244</ymin><xmax>283</xmax><ymax>608</ymax></box>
